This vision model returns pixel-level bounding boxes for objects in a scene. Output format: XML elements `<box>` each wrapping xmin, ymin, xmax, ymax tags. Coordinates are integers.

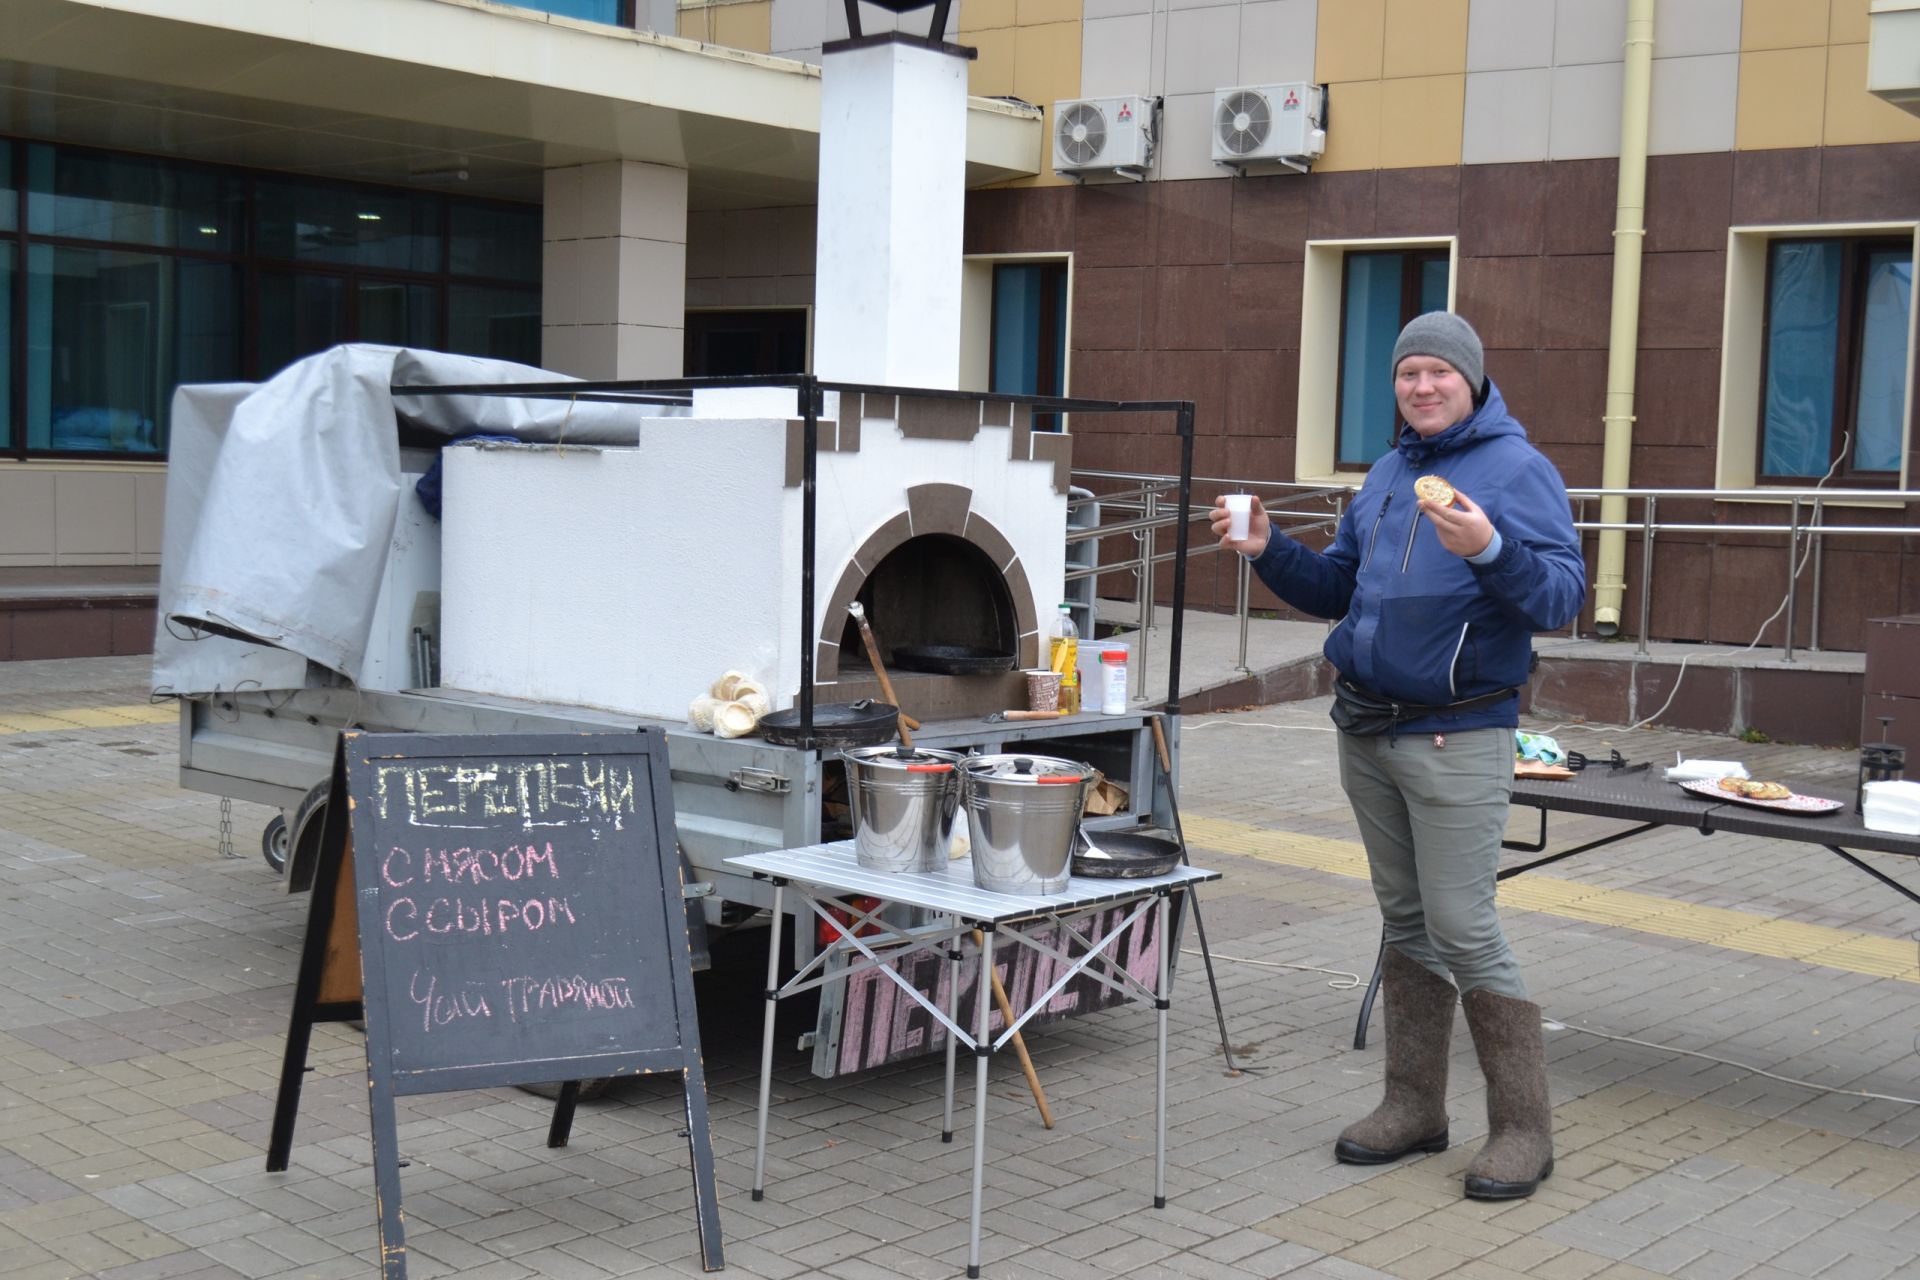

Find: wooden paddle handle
<box><xmin>973</xmin><ymin>929</ymin><xmax>1054</xmax><ymax>1130</ymax></box>
<box><xmin>1151</xmin><ymin>715</ymin><xmax>1172</xmax><ymax>774</ymax></box>
<box><xmin>851</xmin><ymin>613</ymin><xmax>922</xmax><ymax>736</ymax></box>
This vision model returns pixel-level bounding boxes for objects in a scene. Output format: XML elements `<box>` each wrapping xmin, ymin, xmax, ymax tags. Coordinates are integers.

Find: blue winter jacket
<box><xmin>1247</xmin><ymin>379</ymin><xmax>1586</xmax><ymax>734</ymax></box>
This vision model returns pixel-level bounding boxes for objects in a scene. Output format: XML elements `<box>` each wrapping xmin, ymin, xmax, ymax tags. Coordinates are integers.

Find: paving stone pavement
<box><xmin>1</xmin><ymin>656</ymin><xmax>1917</xmax><ymax>1279</ymax></box>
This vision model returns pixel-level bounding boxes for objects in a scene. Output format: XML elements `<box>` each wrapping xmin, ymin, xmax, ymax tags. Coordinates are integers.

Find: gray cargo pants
<box><xmin>1336</xmin><ymin>726</ymin><xmax>1525</xmax><ymax>1000</ymax></box>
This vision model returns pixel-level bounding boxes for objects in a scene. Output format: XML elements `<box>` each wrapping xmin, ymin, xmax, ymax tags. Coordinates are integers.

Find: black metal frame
<box><xmin>1349</xmin><ymin>770</ymin><xmax>1920</xmax><ymax>1050</ymax></box>
<box><xmin>390</xmin><ymin>373</ymin><xmax>1199</xmax><ymax>751</ymax></box>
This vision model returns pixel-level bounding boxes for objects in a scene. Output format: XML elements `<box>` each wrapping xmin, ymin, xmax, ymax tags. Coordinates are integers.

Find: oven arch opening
<box><xmin>836</xmin><ymin>533</ymin><xmax>1018</xmax><ymax>670</ymax></box>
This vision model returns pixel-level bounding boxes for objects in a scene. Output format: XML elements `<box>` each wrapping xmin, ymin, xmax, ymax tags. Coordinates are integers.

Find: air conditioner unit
<box><xmin>1211</xmin><ymin>83</ymin><xmax>1325</xmax><ymax>173</ymax></box>
<box><xmin>1052</xmin><ymin>95</ymin><xmax>1156</xmax><ymax>181</ymax></box>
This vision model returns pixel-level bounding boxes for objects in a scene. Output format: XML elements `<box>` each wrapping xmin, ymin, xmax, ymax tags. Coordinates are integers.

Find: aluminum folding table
<box><xmin>728</xmin><ymin>842</ymin><xmax>1220</xmax><ymax>1279</ymax></box>
<box><xmin>1353</xmin><ymin>766</ymin><xmax>1920</xmax><ymax>1047</ymax></box>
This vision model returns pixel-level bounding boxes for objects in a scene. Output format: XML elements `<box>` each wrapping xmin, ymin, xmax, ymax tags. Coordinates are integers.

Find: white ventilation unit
<box><xmin>1211</xmin><ymin>83</ymin><xmax>1325</xmax><ymax>173</ymax></box>
<box><xmin>1052</xmin><ymin>95</ymin><xmax>1156</xmax><ymax>181</ymax></box>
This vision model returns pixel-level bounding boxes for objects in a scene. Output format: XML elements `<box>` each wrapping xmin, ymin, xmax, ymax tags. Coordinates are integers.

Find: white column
<box><xmin>813</xmin><ymin>38</ymin><xmax>969</xmax><ymax>390</ymax></box>
<box><xmin>541</xmin><ymin>160</ymin><xmax>688</xmax><ymax>379</ymax></box>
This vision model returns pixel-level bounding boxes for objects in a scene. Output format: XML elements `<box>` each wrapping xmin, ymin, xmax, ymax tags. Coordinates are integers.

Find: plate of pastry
<box><xmin>1679</xmin><ymin>777</ymin><xmax>1843</xmax><ymax>814</ymax></box>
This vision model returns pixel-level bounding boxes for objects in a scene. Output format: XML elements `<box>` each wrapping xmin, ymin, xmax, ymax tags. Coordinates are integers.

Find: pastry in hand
<box><xmin>1414</xmin><ymin>475</ymin><xmax>1455</xmax><ymax>507</ymax></box>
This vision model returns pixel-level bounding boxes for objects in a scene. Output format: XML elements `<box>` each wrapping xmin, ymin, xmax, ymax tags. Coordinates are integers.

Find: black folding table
<box><xmin>1352</xmin><ymin>766</ymin><xmax>1920</xmax><ymax>1048</ymax></box>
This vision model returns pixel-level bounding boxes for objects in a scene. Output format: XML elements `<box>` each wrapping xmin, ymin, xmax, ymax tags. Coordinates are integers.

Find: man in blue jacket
<box><xmin>1210</xmin><ymin>312</ymin><xmax>1585</xmax><ymax>1200</ymax></box>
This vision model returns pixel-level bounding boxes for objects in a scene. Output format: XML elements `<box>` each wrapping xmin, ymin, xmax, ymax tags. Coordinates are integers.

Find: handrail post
<box><xmin>1636</xmin><ymin>494</ymin><xmax>1656</xmax><ymax>656</ymax></box>
<box><xmin>1235</xmin><ymin>551</ymin><xmax>1252</xmax><ymax>675</ymax></box>
<box><xmin>1572</xmin><ymin>496</ymin><xmax>1587</xmax><ymax>642</ymax></box>
<box><xmin>1137</xmin><ymin>489</ymin><xmax>1155</xmax><ymax>698</ymax></box>
<box><xmin>1809</xmin><ymin>498</ymin><xmax>1825</xmax><ymax>654</ymax></box>
<box><xmin>1782</xmin><ymin>496</ymin><xmax>1800</xmax><ymax>664</ymax></box>
<box><xmin>1328</xmin><ymin>493</ymin><xmax>1344</xmax><ymax>632</ymax></box>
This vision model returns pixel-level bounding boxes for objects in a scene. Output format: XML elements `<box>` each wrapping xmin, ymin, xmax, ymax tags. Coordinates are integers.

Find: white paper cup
<box><xmin>1225</xmin><ymin>493</ymin><xmax>1253</xmax><ymax>541</ymax></box>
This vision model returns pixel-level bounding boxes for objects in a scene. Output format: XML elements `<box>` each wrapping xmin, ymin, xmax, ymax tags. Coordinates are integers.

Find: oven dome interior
<box><xmin>837</xmin><ymin>533</ymin><xmax>1018</xmax><ymax>666</ymax></box>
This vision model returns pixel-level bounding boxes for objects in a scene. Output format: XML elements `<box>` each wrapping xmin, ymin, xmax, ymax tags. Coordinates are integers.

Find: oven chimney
<box><xmin>813</xmin><ymin>25</ymin><xmax>972</xmax><ymax>391</ymax></box>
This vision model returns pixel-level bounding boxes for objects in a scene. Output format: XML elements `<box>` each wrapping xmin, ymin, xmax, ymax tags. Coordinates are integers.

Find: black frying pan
<box><xmin>1072</xmin><ymin>829</ymin><xmax>1183</xmax><ymax>879</ymax></box>
<box><xmin>888</xmin><ymin>644</ymin><xmax>1017</xmax><ymax>675</ymax></box>
<box><xmin>759</xmin><ymin>699</ymin><xmax>902</xmax><ymax>750</ymax></box>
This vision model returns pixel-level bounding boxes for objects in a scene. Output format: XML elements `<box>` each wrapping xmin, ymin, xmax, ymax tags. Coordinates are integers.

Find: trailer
<box><xmin>159</xmin><ymin>353</ymin><xmax>1202</xmax><ymax>1075</ymax></box>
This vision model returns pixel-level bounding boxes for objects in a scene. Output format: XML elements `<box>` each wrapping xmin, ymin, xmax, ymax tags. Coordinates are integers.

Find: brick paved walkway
<box><xmin>1</xmin><ymin>657</ymin><xmax>1916</xmax><ymax>1279</ymax></box>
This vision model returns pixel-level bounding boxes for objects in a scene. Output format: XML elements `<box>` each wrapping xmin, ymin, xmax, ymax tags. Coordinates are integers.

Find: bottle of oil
<box><xmin>1050</xmin><ymin>603</ymin><xmax>1080</xmax><ymax>715</ymax></box>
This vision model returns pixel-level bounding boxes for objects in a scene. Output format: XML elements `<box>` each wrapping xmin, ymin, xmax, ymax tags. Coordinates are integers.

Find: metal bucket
<box><xmin>843</xmin><ymin>747</ymin><xmax>964</xmax><ymax>873</ymax></box>
<box><xmin>960</xmin><ymin>754</ymin><xmax>1093</xmax><ymax>895</ymax></box>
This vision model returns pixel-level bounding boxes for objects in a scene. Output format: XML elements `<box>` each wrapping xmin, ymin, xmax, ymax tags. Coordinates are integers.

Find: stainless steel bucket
<box><xmin>960</xmin><ymin>754</ymin><xmax>1093</xmax><ymax>895</ymax></box>
<box><xmin>843</xmin><ymin>747</ymin><xmax>963</xmax><ymax>873</ymax></box>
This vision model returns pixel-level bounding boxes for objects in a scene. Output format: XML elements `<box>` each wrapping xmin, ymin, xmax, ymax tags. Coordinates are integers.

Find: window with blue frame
<box><xmin>1335</xmin><ymin>249</ymin><xmax>1450</xmax><ymax>467</ymax></box>
<box><xmin>1760</xmin><ymin>237</ymin><xmax>1912</xmax><ymax>483</ymax></box>
<box><xmin>0</xmin><ymin>138</ymin><xmax>543</xmax><ymax>459</ymax></box>
<box><xmin>990</xmin><ymin>261</ymin><xmax>1068</xmax><ymax>430</ymax></box>
<box><xmin>504</xmin><ymin>1</ymin><xmax>633</xmax><ymax>24</ymax></box>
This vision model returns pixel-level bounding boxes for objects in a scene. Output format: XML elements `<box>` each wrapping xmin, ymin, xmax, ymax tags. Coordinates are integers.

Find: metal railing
<box><xmin>1069</xmin><ymin>471</ymin><xmax>1920</xmax><ymax>675</ymax></box>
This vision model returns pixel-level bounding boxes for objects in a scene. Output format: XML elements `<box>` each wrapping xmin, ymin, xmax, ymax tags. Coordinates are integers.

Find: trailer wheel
<box><xmin>261</xmin><ymin>814</ymin><xmax>290</xmax><ymax>874</ymax></box>
<box><xmin>284</xmin><ymin>779</ymin><xmax>333</xmax><ymax>893</ymax></box>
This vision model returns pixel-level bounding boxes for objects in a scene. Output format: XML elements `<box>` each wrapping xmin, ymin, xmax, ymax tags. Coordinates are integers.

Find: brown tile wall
<box><xmin>965</xmin><ymin>142</ymin><xmax>1920</xmax><ymax>646</ymax></box>
<box><xmin>0</xmin><ymin>600</ymin><xmax>155</xmax><ymax>662</ymax></box>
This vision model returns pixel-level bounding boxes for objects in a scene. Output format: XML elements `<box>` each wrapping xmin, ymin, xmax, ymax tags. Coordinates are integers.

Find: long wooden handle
<box><xmin>997</xmin><ymin>709</ymin><xmax>1065</xmax><ymax>721</ymax></box>
<box><xmin>852</xmin><ymin>615</ymin><xmax>922</xmax><ymax>739</ymax></box>
<box><xmin>974</xmin><ymin>929</ymin><xmax>1054</xmax><ymax>1130</ymax></box>
<box><xmin>1151</xmin><ymin>714</ymin><xmax>1172</xmax><ymax>773</ymax></box>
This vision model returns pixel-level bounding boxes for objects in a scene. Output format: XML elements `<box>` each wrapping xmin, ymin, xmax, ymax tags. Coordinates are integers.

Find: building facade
<box><xmin>2</xmin><ymin>0</ymin><xmax>1918</xmax><ymax>659</ymax></box>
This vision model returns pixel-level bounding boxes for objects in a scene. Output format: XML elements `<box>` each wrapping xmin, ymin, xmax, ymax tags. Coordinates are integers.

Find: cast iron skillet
<box><xmin>1072</xmin><ymin>828</ymin><xmax>1184</xmax><ymax>879</ymax></box>
<box><xmin>888</xmin><ymin>644</ymin><xmax>1017</xmax><ymax>675</ymax></box>
<box><xmin>760</xmin><ymin>699</ymin><xmax>901</xmax><ymax>750</ymax></box>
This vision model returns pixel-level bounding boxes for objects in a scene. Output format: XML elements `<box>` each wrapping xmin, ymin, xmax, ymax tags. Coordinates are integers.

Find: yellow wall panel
<box><xmin>1017</xmin><ymin>0</ymin><xmax>1082</xmax><ymax>28</ymax></box>
<box><xmin>1315</xmin><ymin>79</ymin><xmax>1382</xmax><ymax>171</ymax></box>
<box><xmin>1736</xmin><ymin>45</ymin><xmax>1826</xmax><ymax>149</ymax></box>
<box><xmin>1376</xmin><ymin>73</ymin><xmax>1465</xmax><ymax>169</ymax></box>
<box><xmin>1382</xmin><ymin>0</ymin><xmax>1468</xmax><ymax>79</ymax></box>
<box><xmin>1824</xmin><ymin>42</ymin><xmax>1920</xmax><ymax>145</ymax></box>
<box><xmin>1013</xmin><ymin>20</ymin><xmax>1083</xmax><ymax>108</ymax></box>
<box><xmin>1316</xmin><ymin>0</ymin><xmax>1387</xmax><ymax>84</ymax></box>
<box><xmin>961</xmin><ymin>0</ymin><xmax>1016</xmax><ymax>34</ymax></box>
<box><xmin>968</xmin><ymin>27</ymin><xmax>1018</xmax><ymax>98</ymax></box>
<box><xmin>1829</xmin><ymin>0</ymin><xmax>1871</xmax><ymax>45</ymax></box>
<box><xmin>711</xmin><ymin>0</ymin><xmax>771</xmax><ymax>54</ymax></box>
<box><xmin>1740</xmin><ymin>0</ymin><xmax>1831</xmax><ymax>51</ymax></box>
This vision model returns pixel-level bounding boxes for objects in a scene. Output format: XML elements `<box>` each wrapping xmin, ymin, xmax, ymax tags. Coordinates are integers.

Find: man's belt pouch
<box><xmin>1329</xmin><ymin>678</ymin><xmax>1517</xmax><ymax>737</ymax></box>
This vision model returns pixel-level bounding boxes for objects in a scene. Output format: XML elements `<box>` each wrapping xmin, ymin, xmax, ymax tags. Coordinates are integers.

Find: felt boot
<box><xmin>1460</xmin><ymin>987</ymin><xmax>1554</xmax><ymax>1199</ymax></box>
<box><xmin>1334</xmin><ymin>948</ymin><xmax>1453</xmax><ymax>1165</ymax></box>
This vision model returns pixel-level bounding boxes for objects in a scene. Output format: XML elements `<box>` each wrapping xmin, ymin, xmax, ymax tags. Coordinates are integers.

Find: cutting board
<box><xmin>1514</xmin><ymin>761</ymin><xmax>1576</xmax><ymax>780</ymax></box>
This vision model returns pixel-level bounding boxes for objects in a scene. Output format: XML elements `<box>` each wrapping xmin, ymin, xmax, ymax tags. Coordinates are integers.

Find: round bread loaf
<box><xmin>1414</xmin><ymin>475</ymin><xmax>1455</xmax><ymax>506</ymax></box>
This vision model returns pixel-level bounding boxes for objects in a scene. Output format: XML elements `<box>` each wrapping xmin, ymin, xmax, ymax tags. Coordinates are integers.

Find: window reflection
<box><xmin>451</xmin><ymin>285</ymin><xmax>543</xmax><ymax>368</ymax></box>
<box><xmin>26</xmin><ymin>145</ymin><xmax>243</xmax><ymax>252</ymax></box>
<box><xmin>255</xmin><ymin>175</ymin><xmax>441</xmax><ymax>272</ymax></box>
<box><xmin>25</xmin><ymin>245</ymin><xmax>241</xmax><ymax>455</ymax></box>
<box><xmin>2</xmin><ymin>139</ymin><xmax>543</xmax><ymax>458</ymax></box>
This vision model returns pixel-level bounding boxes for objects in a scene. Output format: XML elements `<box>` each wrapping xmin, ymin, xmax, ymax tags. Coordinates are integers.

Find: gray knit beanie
<box><xmin>1391</xmin><ymin>311</ymin><xmax>1484</xmax><ymax>394</ymax></box>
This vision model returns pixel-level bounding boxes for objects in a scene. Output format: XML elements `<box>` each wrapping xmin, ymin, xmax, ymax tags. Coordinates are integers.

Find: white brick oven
<box><xmin>435</xmin><ymin>32</ymin><xmax>1072</xmax><ymax>721</ymax></box>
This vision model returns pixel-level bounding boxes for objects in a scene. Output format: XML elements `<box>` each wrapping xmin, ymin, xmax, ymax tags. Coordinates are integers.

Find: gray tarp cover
<box><xmin>156</xmin><ymin>345</ymin><xmax>648</xmax><ymax>696</ymax></box>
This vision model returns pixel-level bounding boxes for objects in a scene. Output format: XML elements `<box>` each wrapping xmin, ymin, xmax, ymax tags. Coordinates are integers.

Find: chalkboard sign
<box><xmin>267</xmin><ymin>730</ymin><xmax>721</xmax><ymax>1278</ymax></box>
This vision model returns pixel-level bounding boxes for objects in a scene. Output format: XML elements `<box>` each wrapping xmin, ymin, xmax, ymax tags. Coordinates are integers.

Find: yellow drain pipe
<box><xmin>1592</xmin><ymin>0</ymin><xmax>1656</xmax><ymax>636</ymax></box>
